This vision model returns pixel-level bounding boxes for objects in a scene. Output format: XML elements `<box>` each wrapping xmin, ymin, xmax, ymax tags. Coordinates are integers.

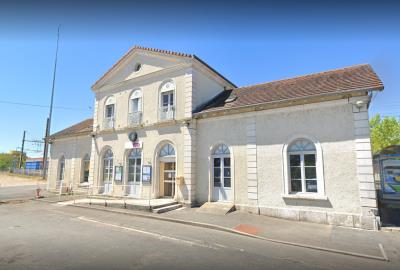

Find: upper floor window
<box><xmin>288</xmin><ymin>139</ymin><xmax>318</xmax><ymax>193</ymax></box>
<box><xmin>159</xmin><ymin>81</ymin><xmax>175</xmax><ymax>121</ymax></box>
<box><xmin>104</xmin><ymin>96</ymin><xmax>115</xmax><ymax>129</ymax></box>
<box><xmin>128</xmin><ymin>90</ymin><xmax>142</xmax><ymax>126</ymax></box>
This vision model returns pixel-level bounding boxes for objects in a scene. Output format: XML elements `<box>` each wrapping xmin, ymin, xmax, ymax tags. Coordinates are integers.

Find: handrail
<box><xmin>103</xmin><ymin>117</ymin><xmax>115</xmax><ymax>130</ymax></box>
<box><xmin>128</xmin><ymin>111</ymin><xmax>142</xmax><ymax>126</ymax></box>
<box><xmin>55</xmin><ymin>183</ymin><xmax>154</xmax><ymax>211</ymax></box>
<box><xmin>159</xmin><ymin>105</ymin><xmax>175</xmax><ymax>121</ymax></box>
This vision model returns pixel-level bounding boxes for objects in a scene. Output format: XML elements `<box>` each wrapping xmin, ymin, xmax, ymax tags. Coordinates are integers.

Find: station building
<box><xmin>47</xmin><ymin>46</ymin><xmax>384</xmax><ymax>229</ymax></box>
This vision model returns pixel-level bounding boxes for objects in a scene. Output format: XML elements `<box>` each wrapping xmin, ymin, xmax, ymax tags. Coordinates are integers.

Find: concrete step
<box><xmin>153</xmin><ymin>203</ymin><xmax>182</xmax><ymax>214</ymax></box>
<box><xmin>152</xmin><ymin>201</ymin><xmax>179</xmax><ymax>210</ymax></box>
<box><xmin>197</xmin><ymin>202</ymin><xmax>236</xmax><ymax>215</ymax></box>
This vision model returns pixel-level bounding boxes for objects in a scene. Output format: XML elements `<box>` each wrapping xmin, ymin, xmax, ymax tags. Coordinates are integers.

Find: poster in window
<box><xmin>142</xmin><ymin>165</ymin><xmax>152</xmax><ymax>183</ymax></box>
<box><xmin>114</xmin><ymin>166</ymin><xmax>123</xmax><ymax>182</ymax></box>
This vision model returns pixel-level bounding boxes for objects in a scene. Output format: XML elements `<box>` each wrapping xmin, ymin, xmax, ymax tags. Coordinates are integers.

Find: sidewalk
<box><xmin>163</xmin><ymin>207</ymin><xmax>399</xmax><ymax>259</ymax></box>
<box><xmin>63</xmin><ymin>201</ymin><xmax>400</xmax><ymax>262</ymax></box>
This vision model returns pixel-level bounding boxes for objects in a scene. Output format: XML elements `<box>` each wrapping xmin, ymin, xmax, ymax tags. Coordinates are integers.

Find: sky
<box><xmin>0</xmin><ymin>0</ymin><xmax>399</xmax><ymax>157</ymax></box>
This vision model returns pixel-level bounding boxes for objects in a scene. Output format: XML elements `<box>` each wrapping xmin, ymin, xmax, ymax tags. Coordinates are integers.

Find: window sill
<box><xmin>282</xmin><ymin>194</ymin><xmax>328</xmax><ymax>201</ymax></box>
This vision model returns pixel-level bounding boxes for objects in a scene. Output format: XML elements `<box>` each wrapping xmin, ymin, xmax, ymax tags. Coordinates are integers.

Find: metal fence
<box><xmin>10</xmin><ymin>168</ymin><xmax>44</xmax><ymax>177</ymax></box>
<box><xmin>44</xmin><ymin>182</ymin><xmax>154</xmax><ymax>211</ymax></box>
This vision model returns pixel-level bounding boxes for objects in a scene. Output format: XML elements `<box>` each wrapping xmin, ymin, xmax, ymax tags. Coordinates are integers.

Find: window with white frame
<box><xmin>128</xmin><ymin>90</ymin><xmax>142</xmax><ymax>126</ymax></box>
<box><xmin>82</xmin><ymin>154</ymin><xmax>90</xmax><ymax>183</ymax></box>
<box><xmin>160</xmin><ymin>143</ymin><xmax>175</xmax><ymax>157</ymax></box>
<box><xmin>212</xmin><ymin>144</ymin><xmax>231</xmax><ymax>188</ymax></box>
<box><xmin>127</xmin><ymin>149</ymin><xmax>142</xmax><ymax>183</ymax></box>
<box><xmin>103</xmin><ymin>149</ymin><xmax>113</xmax><ymax>182</ymax></box>
<box><xmin>104</xmin><ymin>96</ymin><xmax>115</xmax><ymax>129</ymax></box>
<box><xmin>59</xmin><ymin>156</ymin><xmax>65</xmax><ymax>181</ymax></box>
<box><xmin>159</xmin><ymin>81</ymin><xmax>175</xmax><ymax>120</ymax></box>
<box><xmin>288</xmin><ymin>139</ymin><xmax>318</xmax><ymax>193</ymax></box>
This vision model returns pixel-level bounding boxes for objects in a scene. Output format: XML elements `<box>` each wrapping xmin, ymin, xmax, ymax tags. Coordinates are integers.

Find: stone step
<box><xmin>153</xmin><ymin>203</ymin><xmax>182</xmax><ymax>214</ymax></box>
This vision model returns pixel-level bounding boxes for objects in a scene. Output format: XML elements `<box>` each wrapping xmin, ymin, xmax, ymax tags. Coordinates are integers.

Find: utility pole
<box><xmin>42</xmin><ymin>25</ymin><xmax>60</xmax><ymax>179</ymax></box>
<box><xmin>18</xmin><ymin>130</ymin><xmax>26</xmax><ymax>169</ymax></box>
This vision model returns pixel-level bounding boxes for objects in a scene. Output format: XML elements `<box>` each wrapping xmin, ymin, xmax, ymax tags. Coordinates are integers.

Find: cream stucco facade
<box><xmin>48</xmin><ymin>46</ymin><xmax>382</xmax><ymax>229</ymax></box>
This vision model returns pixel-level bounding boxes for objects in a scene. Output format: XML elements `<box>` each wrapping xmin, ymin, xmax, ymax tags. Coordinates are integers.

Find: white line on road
<box><xmin>77</xmin><ymin>216</ymin><xmax>218</xmax><ymax>250</ymax></box>
<box><xmin>378</xmin><ymin>244</ymin><xmax>389</xmax><ymax>261</ymax></box>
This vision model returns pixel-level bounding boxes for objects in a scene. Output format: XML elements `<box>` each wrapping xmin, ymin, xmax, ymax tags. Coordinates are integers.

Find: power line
<box><xmin>0</xmin><ymin>99</ymin><xmax>92</xmax><ymax>111</ymax></box>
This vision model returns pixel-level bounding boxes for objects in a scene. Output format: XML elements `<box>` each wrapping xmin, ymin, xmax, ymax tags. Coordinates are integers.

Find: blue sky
<box><xmin>0</xmin><ymin>0</ymin><xmax>399</xmax><ymax>156</ymax></box>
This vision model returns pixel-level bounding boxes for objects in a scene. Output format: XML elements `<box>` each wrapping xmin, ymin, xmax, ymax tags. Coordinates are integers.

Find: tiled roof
<box><xmin>132</xmin><ymin>45</ymin><xmax>194</xmax><ymax>58</ymax></box>
<box><xmin>92</xmin><ymin>45</ymin><xmax>236</xmax><ymax>89</ymax></box>
<box><xmin>49</xmin><ymin>118</ymin><xmax>93</xmax><ymax>139</ymax></box>
<box><xmin>195</xmin><ymin>64</ymin><xmax>384</xmax><ymax>115</ymax></box>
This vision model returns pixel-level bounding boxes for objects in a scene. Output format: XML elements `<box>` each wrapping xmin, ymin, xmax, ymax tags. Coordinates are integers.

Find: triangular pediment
<box><xmin>92</xmin><ymin>47</ymin><xmax>193</xmax><ymax>90</ymax></box>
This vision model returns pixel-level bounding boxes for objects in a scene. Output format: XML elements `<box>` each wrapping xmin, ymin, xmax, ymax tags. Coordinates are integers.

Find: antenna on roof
<box><xmin>42</xmin><ymin>25</ymin><xmax>61</xmax><ymax>181</ymax></box>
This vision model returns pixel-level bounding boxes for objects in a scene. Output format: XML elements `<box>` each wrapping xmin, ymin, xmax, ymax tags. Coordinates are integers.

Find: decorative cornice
<box><xmin>93</xmin><ymin>118</ymin><xmax>192</xmax><ymax>136</ymax></box>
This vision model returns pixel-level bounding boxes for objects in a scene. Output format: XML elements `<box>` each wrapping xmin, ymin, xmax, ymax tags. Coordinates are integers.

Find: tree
<box><xmin>0</xmin><ymin>151</ymin><xmax>26</xmax><ymax>171</ymax></box>
<box><xmin>370</xmin><ymin>114</ymin><xmax>400</xmax><ymax>154</ymax></box>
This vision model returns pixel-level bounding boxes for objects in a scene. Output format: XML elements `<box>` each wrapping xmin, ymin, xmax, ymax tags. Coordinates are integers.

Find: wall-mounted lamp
<box><xmin>355</xmin><ymin>100</ymin><xmax>365</xmax><ymax>109</ymax></box>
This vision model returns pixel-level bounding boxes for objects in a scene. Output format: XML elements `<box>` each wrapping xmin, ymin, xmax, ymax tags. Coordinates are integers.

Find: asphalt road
<box><xmin>0</xmin><ymin>185</ymin><xmax>44</xmax><ymax>201</ymax></box>
<box><xmin>0</xmin><ymin>201</ymin><xmax>398</xmax><ymax>270</ymax></box>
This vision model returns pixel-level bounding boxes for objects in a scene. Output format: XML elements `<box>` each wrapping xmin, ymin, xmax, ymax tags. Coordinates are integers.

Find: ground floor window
<box><xmin>82</xmin><ymin>154</ymin><xmax>90</xmax><ymax>183</ymax></box>
<box><xmin>288</xmin><ymin>139</ymin><xmax>318</xmax><ymax>193</ymax></box>
<box><xmin>103</xmin><ymin>149</ymin><xmax>113</xmax><ymax>182</ymax></box>
<box><xmin>59</xmin><ymin>156</ymin><xmax>65</xmax><ymax>181</ymax></box>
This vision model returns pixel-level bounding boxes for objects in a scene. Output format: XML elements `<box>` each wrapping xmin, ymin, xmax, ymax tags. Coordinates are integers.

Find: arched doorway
<box><xmin>158</xmin><ymin>143</ymin><xmax>176</xmax><ymax>198</ymax></box>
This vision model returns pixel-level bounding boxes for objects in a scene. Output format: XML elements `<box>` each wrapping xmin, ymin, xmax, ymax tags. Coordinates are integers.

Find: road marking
<box><xmin>378</xmin><ymin>243</ymin><xmax>389</xmax><ymax>261</ymax></box>
<box><xmin>77</xmin><ymin>216</ymin><xmax>218</xmax><ymax>250</ymax></box>
<box><xmin>215</xmin><ymin>243</ymin><xmax>245</xmax><ymax>252</ymax></box>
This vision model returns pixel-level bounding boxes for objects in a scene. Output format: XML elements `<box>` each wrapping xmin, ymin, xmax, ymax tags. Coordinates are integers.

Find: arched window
<box><xmin>82</xmin><ymin>154</ymin><xmax>90</xmax><ymax>183</ymax></box>
<box><xmin>128</xmin><ymin>90</ymin><xmax>142</xmax><ymax>126</ymax></box>
<box><xmin>160</xmin><ymin>143</ymin><xmax>175</xmax><ymax>157</ymax></box>
<box><xmin>128</xmin><ymin>149</ymin><xmax>142</xmax><ymax>183</ymax></box>
<box><xmin>212</xmin><ymin>144</ymin><xmax>231</xmax><ymax>188</ymax></box>
<box><xmin>159</xmin><ymin>81</ymin><xmax>175</xmax><ymax>120</ymax></box>
<box><xmin>288</xmin><ymin>139</ymin><xmax>317</xmax><ymax>193</ymax></box>
<box><xmin>103</xmin><ymin>149</ymin><xmax>113</xmax><ymax>182</ymax></box>
<box><xmin>58</xmin><ymin>156</ymin><xmax>65</xmax><ymax>181</ymax></box>
<box><xmin>104</xmin><ymin>96</ymin><xmax>115</xmax><ymax>129</ymax></box>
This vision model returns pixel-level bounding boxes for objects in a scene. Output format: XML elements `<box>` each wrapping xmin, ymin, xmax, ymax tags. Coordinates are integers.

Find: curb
<box><xmin>67</xmin><ymin>203</ymin><xmax>389</xmax><ymax>262</ymax></box>
<box><xmin>0</xmin><ymin>197</ymin><xmax>34</xmax><ymax>204</ymax></box>
<box><xmin>381</xmin><ymin>227</ymin><xmax>400</xmax><ymax>233</ymax></box>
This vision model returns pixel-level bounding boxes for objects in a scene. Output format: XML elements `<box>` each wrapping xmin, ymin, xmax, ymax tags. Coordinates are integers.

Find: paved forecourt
<box><xmin>0</xmin><ymin>200</ymin><xmax>399</xmax><ymax>270</ymax></box>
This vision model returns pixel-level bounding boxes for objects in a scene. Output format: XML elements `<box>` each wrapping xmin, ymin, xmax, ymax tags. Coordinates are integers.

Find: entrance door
<box><xmin>212</xmin><ymin>144</ymin><xmax>232</xmax><ymax>202</ymax></box>
<box><xmin>127</xmin><ymin>149</ymin><xmax>142</xmax><ymax>198</ymax></box>
<box><xmin>162</xmin><ymin>162</ymin><xmax>175</xmax><ymax>197</ymax></box>
<box><xmin>103</xmin><ymin>149</ymin><xmax>114</xmax><ymax>195</ymax></box>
